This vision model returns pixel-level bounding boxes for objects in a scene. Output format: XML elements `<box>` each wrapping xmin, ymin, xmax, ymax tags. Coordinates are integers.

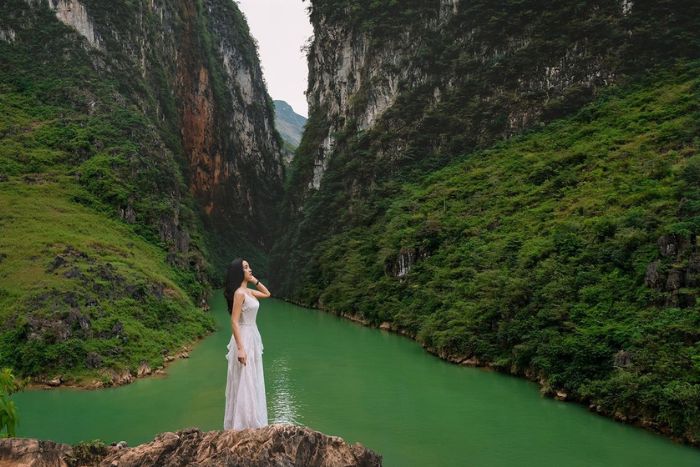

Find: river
<box><xmin>14</xmin><ymin>292</ymin><xmax>700</xmax><ymax>466</ymax></box>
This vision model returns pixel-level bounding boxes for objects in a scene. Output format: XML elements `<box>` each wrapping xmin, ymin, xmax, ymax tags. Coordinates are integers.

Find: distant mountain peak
<box><xmin>274</xmin><ymin>100</ymin><xmax>307</xmax><ymax>152</ymax></box>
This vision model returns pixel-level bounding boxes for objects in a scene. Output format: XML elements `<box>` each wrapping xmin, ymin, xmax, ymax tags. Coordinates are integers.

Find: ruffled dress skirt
<box><xmin>223</xmin><ymin>324</ymin><xmax>267</xmax><ymax>430</ymax></box>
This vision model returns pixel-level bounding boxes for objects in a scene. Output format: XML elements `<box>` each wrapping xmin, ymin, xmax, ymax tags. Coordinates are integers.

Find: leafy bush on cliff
<box><xmin>0</xmin><ymin>368</ymin><xmax>20</xmax><ymax>438</ymax></box>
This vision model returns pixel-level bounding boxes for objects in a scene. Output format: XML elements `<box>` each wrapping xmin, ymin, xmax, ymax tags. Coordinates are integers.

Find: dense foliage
<box><xmin>277</xmin><ymin>1</ymin><xmax>700</xmax><ymax>291</ymax></box>
<box><xmin>275</xmin><ymin>59</ymin><xmax>700</xmax><ymax>443</ymax></box>
<box><xmin>0</xmin><ymin>368</ymin><xmax>20</xmax><ymax>438</ymax></box>
<box><xmin>272</xmin><ymin>0</ymin><xmax>700</xmax><ymax>443</ymax></box>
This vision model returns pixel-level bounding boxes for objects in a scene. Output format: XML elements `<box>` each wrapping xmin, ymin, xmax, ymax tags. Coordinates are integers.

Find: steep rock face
<box><xmin>303</xmin><ymin>2</ymin><xmax>447</xmax><ymax>191</ymax></box>
<box><xmin>272</xmin><ymin>0</ymin><xmax>700</xmax><ymax>301</ymax></box>
<box><xmin>296</xmin><ymin>0</ymin><xmax>695</xmax><ymax>198</ymax></box>
<box><xmin>31</xmin><ymin>0</ymin><xmax>284</xmax><ymax>268</ymax></box>
<box><xmin>0</xmin><ymin>425</ymin><xmax>382</xmax><ymax>467</ymax></box>
<box><xmin>182</xmin><ymin>1</ymin><xmax>284</xmax><ymax>256</ymax></box>
<box><xmin>47</xmin><ymin>0</ymin><xmax>102</xmax><ymax>49</ymax></box>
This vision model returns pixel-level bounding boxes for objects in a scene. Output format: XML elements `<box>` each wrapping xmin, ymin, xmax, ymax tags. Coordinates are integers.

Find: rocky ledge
<box><xmin>0</xmin><ymin>424</ymin><xmax>382</xmax><ymax>466</ymax></box>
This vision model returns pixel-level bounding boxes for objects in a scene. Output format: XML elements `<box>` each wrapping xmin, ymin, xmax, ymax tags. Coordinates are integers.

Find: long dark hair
<box><xmin>224</xmin><ymin>258</ymin><xmax>244</xmax><ymax>315</ymax></box>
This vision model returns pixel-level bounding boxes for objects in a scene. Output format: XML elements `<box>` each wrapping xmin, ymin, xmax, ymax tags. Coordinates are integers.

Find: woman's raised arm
<box><xmin>249</xmin><ymin>276</ymin><xmax>271</xmax><ymax>299</ymax></box>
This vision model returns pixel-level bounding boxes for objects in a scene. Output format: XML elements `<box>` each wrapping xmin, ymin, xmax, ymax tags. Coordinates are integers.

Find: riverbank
<box><xmin>270</xmin><ymin>60</ymin><xmax>700</xmax><ymax>449</ymax></box>
<box><xmin>23</xmin><ymin>333</ymin><xmax>209</xmax><ymax>391</ymax></box>
<box><xmin>281</xmin><ymin>296</ymin><xmax>699</xmax><ymax>448</ymax></box>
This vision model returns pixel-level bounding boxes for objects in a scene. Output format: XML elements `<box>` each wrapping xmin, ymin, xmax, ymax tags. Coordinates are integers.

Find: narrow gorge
<box><xmin>1</xmin><ymin>0</ymin><xmax>700</xmax><ymax>462</ymax></box>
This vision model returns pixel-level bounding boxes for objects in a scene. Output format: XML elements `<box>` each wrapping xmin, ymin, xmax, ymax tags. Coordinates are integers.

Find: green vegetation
<box><xmin>0</xmin><ymin>368</ymin><xmax>20</xmax><ymax>437</ymax></box>
<box><xmin>0</xmin><ymin>1</ymin><xmax>217</xmax><ymax>384</ymax></box>
<box><xmin>0</xmin><ymin>177</ymin><xmax>214</xmax><ymax>380</ymax></box>
<box><xmin>278</xmin><ymin>1</ymin><xmax>700</xmax><ymax>296</ymax></box>
<box><xmin>0</xmin><ymin>0</ymin><xmax>285</xmax><ymax>385</ymax></box>
<box><xmin>68</xmin><ymin>439</ymin><xmax>110</xmax><ymax>466</ymax></box>
<box><xmin>274</xmin><ymin>60</ymin><xmax>700</xmax><ymax>443</ymax></box>
<box><xmin>273</xmin><ymin>0</ymin><xmax>700</xmax><ymax>444</ymax></box>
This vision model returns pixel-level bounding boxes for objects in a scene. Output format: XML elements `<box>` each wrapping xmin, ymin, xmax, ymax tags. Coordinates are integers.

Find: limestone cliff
<box><xmin>0</xmin><ymin>0</ymin><xmax>283</xmax><ymax>383</ymax></box>
<box><xmin>31</xmin><ymin>0</ymin><xmax>284</xmax><ymax>269</ymax></box>
<box><xmin>289</xmin><ymin>0</ymin><xmax>697</xmax><ymax>202</ymax></box>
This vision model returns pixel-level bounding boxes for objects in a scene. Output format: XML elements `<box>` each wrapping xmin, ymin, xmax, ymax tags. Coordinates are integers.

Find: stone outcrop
<box><xmin>0</xmin><ymin>438</ymin><xmax>70</xmax><ymax>467</ymax></box>
<box><xmin>384</xmin><ymin>246</ymin><xmax>430</xmax><ymax>280</ymax></box>
<box><xmin>644</xmin><ymin>233</ymin><xmax>698</xmax><ymax>308</ymax></box>
<box><xmin>46</xmin><ymin>0</ymin><xmax>102</xmax><ymax>49</ymax></box>
<box><xmin>0</xmin><ymin>425</ymin><xmax>381</xmax><ymax>467</ymax></box>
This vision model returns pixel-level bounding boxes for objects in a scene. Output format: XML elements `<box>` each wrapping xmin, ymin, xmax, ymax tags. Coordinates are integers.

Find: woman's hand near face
<box><xmin>249</xmin><ymin>275</ymin><xmax>271</xmax><ymax>298</ymax></box>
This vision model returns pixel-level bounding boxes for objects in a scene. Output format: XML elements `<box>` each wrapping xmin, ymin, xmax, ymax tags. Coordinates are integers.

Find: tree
<box><xmin>0</xmin><ymin>368</ymin><xmax>21</xmax><ymax>438</ymax></box>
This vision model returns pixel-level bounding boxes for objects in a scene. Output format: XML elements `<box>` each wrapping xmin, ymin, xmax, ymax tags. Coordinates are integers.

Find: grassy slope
<box><xmin>0</xmin><ymin>178</ymin><xmax>214</xmax><ymax>381</ymax></box>
<box><xmin>0</xmin><ymin>3</ymin><xmax>215</xmax><ymax>384</ymax></box>
<box><xmin>298</xmin><ymin>60</ymin><xmax>700</xmax><ymax>442</ymax></box>
<box><xmin>0</xmin><ymin>84</ymin><xmax>215</xmax><ymax>383</ymax></box>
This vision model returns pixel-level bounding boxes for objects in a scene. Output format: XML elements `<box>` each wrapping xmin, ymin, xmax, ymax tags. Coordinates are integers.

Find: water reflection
<box><xmin>268</xmin><ymin>356</ymin><xmax>301</xmax><ymax>425</ymax></box>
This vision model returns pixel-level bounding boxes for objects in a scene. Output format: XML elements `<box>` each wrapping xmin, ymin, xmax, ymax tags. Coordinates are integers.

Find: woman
<box><xmin>223</xmin><ymin>258</ymin><xmax>271</xmax><ymax>430</ymax></box>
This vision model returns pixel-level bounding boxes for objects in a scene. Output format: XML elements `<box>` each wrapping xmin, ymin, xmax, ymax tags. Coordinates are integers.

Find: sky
<box><xmin>235</xmin><ymin>0</ymin><xmax>313</xmax><ymax>117</ymax></box>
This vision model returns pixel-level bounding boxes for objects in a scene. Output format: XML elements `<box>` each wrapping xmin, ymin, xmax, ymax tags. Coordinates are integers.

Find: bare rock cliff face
<box><xmin>0</xmin><ymin>425</ymin><xmax>382</xmax><ymax>466</ymax></box>
<box><xmin>293</xmin><ymin>0</ymin><xmax>696</xmax><ymax>200</ymax></box>
<box><xmin>33</xmin><ymin>0</ymin><xmax>284</xmax><ymax>270</ymax></box>
<box><xmin>46</xmin><ymin>0</ymin><xmax>103</xmax><ymax>49</ymax></box>
<box><xmin>176</xmin><ymin>0</ymin><xmax>284</xmax><ymax>255</ymax></box>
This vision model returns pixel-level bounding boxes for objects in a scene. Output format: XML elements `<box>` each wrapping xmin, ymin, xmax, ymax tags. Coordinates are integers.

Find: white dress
<box><xmin>224</xmin><ymin>293</ymin><xmax>268</xmax><ymax>430</ymax></box>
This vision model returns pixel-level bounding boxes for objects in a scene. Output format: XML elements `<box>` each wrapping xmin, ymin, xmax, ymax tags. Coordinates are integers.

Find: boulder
<box><xmin>0</xmin><ymin>424</ymin><xmax>382</xmax><ymax>466</ymax></box>
<box><xmin>0</xmin><ymin>438</ymin><xmax>71</xmax><ymax>467</ymax></box>
<box><xmin>137</xmin><ymin>363</ymin><xmax>152</xmax><ymax>377</ymax></box>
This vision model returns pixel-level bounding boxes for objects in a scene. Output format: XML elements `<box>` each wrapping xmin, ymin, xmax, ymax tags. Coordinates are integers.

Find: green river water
<box><xmin>13</xmin><ymin>292</ymin><xmax>700</xmax><ymax>466</ymax></box>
